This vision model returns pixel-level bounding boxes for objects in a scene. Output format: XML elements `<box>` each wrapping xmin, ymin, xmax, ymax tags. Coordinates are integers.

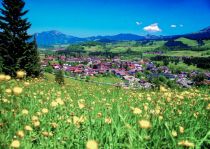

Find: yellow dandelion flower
<box><xmin>11</xmin><ymin>140</ymin><xmax>20</xmax><ymax>148</ymax></box>
<box><xmin>16</xmin><ymin>130</ymin><xmax>24</xmax><ymax>138</ymax></box>
<box><xmin>33</xmin><ymin>121</ymin><xmax>40</xmax><ymax>127</ymax></box>
<box><xmin>32</xmin><ymin>116</ymin><xmax>39</xmax><ymax>122</ymax></box>
<box><xmin>78</xmin><ymin>102</ymin><xmax>85</xmax><ymax>109</ymax></box>
<box><xmin>66</xmin><ymin>118</ymin><xmax>71</xmax><ymax>124</ymax></box>
<box><xmin>5</xmin><ymin>89</ymin><xmax>12</xmax><ymax>94</ymax></box>
<box><xmin>144</xmin><ymin>105</ymin><xmax>148</xmax><ymax>111</ymax></box>
<box><xmin>105</xmin><ymin>117</ymin><xmax>112</xmax><ymax>124</ymax></box>
<box><xmin>51</xmin><ymin>122</ymin><xmax>58</xmax><ymax>128</ymax></box>
<box><xmin>155</xmin><ymin>109</ymin><xmax>161</xmax><ymax>115</ymax></box>
<box><xmin>73</xmin><ymin>116</ymin><xmax>80</xmax><ymax>125</ymax></box>
<box><xmin>132</xmin><ymin>108</ymin><xmax>142</xmax><ymax>115</ymax></box>
<box><xmin>79</xmin><ymin>116</ymin><xmax>86</xmax><ymax>123</ymax></box>
<box><xmin>56</xmin><ymin>98</ymin><xmax>64</xmax><ymax>105</ymax></box>
<box><xmin>179</xmin><ymin>126</ymin><xmax>184</xmax><ymax>134</ymax></box>
<box><xmin>24</xmin><ymin>82</ymin><xmax>30</xmax><ymax>87</ymax></box>
<box><xmin>160</xmin><ymin>86</ymin><xmax>167</xmax><ymax>92</ymax></box>
<box><xmin>207</xmin><ymin>103</ymin><xmax>210</xmax><ymax>110</ymax></box>
<box><xmin>42</xmin><ymin>131</ymin><xmax>53</xmax><ymax>137</ymax></box>
<box><xmin>16</xmin><ymin>70</ymin><xmax>26</xmax><ymax>78</ymax></box>
<box><xmin>36</xmin><ymin>112</ymin><xmax>42</xmax><ymax>116</ymax></box>
<box><xmin>5</xmin><ymin>75</ymin><xmax>11</xmax><ymax>81</ymax></box>
<box><xmin>138</xmin><ymin>120</ymin><xmax>152</xmax><ymax>129</ymax></box>
<box><xmin>24</xmin><ymin>125</ymin><xmax>33</xmax><ymax>131</ymax></box>
<box><xmin>97</xmin><ymin>112</ymin><xmax>102</xmax><ymax>118</ymax></box>
<box><xmin>13</xmin><ymin>87</ymin><xmax>23</xmax><ymax>96</ymax></box>
<box><xmin>21</xmin><ymin>109</ymin><xmax>29</xmax><ymax>115</ymax></box>
<box><xmin>171</xmin><ymin>130</ymin><xmax>177</xmax><ymax>137</ymax></box>
<box><xmin>178</xmin><ymin>140</ymin><xmax>194</xmax><ymax>147</ymax></box>
<box><xmin>86</xmin><ymin>140</ymin><xmax>98</xmax><ymax>149</ymax></box>
<box><xmin>41</xmin><ymin>108</ymin><xmax>49</xmax><ymax>114</ymax></box>
<box><xmin>51</xmin><ymin>101</ymin><xmax>58</xmax><ymax>107</ymax></box>
<box><xmin>0</xmin><ymin>74</ymin><xmax>6</xmax><ymax>81</ymax></box>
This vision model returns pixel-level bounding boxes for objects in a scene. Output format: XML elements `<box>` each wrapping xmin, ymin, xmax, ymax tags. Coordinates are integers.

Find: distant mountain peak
<box><xmin>200</xmin><ymin>26</ymin><xmax>210</xmax><ymax>32</ymax></box>
<box><xmin>35</xmin><ymin>26</ymin><xmax>210</xmax><ymax>47</ymax></box>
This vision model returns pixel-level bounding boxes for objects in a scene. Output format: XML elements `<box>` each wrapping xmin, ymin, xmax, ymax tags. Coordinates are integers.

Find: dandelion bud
<box><xmin>86</xmin><ymin>140</ymin><xmax>98</xmax><ymax>149</ymax></box>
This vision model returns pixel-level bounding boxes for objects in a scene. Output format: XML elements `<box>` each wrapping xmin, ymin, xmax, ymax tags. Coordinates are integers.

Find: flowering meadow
<box><xmin>0</xmin><ymin>73</ymin><xmax>210</xmax><ymax>148</ymax></box>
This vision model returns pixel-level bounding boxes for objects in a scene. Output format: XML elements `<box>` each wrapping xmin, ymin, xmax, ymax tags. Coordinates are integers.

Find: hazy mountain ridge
<box><xmin>35</xmin><ymin>26</ymin><xmax>210</xmax><ymax>47</ymax></box>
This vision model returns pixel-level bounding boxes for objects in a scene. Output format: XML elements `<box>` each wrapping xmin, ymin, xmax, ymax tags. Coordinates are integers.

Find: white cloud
<box><xmin>143</xmin><ymin>23</ymin><xmax>161</xmax><ymax>32</ymax></box>
<box><xmin>136</xmin><ymin>21</ymin><xmax>142</xmax><ymax>26</ymax></box>
<box><xmin>180</xmin><ymin>24</ymin><xmax>184</xmax><ymax>27</ymax></box>
<box><xmin>171</xmin><ymin>24</ymin><xmax>177</xmax><ymax>28</ymax></box>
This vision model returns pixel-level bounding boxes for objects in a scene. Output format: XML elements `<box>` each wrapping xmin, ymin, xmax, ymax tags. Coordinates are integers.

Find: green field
<box><xmin>40</xmin><ymin>38</ymin><xmax>210</xmax><ymax>59</ymax></box>
<box><xmin>175</xmin><ymin>38</ymin><xmax>198</xmax><ymax>47</ymax></box>
<box><xmin>0</xmin><ymin>74</ymin><xmax>210</xmax><ymax>148</ymax></box>
<box><xmin>165</xmin><ymin>50</ymin><xmax>210</xmax><ymax>57</ymax></box>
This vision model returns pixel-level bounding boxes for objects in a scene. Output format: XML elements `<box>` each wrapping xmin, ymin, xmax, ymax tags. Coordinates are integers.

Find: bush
<box><xmin>45</xmin><ymin>66</ymin><xmax>54</xmax><ymax>73</ymax></box>
<box><xmin>159</xmin><ymin>75</ymin><xmax>167</xmax><ymax>83</ymax></box>
<box><xmin>85</xmin><ymin>76</ymin><xmax>90</xmax><ymax>82</ymax></box>
<box><xmin>193</xmin><ymin>73</ymin><xmax>206</xmax><ymax>84</ymax></box>
<box><xmin>55</xmin><ymin>70</ymin><xmax>64</xmax><ymax>85</ymax></box>
<box><xmin>167</xmin><ymin>80</ymin><xmax>178</xmax><ymax>88</ymax></box>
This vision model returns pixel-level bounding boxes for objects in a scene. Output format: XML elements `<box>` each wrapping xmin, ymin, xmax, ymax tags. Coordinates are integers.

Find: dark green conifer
<box><xmin>0</xmin><ymin>0</ymin><xmax>40</xmax><ymax>76</ymax></box>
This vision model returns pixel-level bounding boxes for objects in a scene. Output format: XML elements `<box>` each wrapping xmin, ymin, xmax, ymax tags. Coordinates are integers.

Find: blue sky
<box><xmin>1</xmin><ymin>0</ymin><xmax>210</xmax><ymax>37</ymax></box>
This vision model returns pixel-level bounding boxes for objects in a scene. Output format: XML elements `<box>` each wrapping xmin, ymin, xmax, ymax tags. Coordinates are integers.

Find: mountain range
<box><xmin>34</xmin><ymin>26</ymin><xmax>210</xmax><ymax>47</ymax></box>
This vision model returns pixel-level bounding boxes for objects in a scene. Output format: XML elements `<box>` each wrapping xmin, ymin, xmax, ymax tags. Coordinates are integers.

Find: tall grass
<box><xmin>0</xmin><ymin>75</ymin><xmax>209</xmax><ymax>148</ymax></box>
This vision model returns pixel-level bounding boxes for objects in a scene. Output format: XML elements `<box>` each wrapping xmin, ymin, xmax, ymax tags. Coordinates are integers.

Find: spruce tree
<box><xmin>0</xmin><ymin>0</ymin><xmax>40</xmax><ymax>76</ymax></box>
<box><xmin>24</xmin><ymin>36</ymin><xmax>41</xmax><ymax>77</ymax></box>
<box><xmin>55</xmin><ymin>70</ymin><xmax>65</xmax><ymax>85</ymax></box>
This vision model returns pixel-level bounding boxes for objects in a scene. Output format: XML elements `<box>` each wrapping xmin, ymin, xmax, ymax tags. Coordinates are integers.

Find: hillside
<box><xmin>0</xmin><ymin>74</ymin><xmax>210</xmax><ymax>148</ymax></box>
<box><xmin>175</xmin><ymin>37</ymin><xmax>198</xmax><ymax>47</ymax></box>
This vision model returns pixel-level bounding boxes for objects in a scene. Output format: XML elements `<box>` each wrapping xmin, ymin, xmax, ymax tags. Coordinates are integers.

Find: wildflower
<box><xmin>16</xmin><ymin>130</ymin><xmax>24</xmax><ymax>138</ymax></box>
<box><xmin>51</xmin><ymin>122</ymin><xmax>58</xmax><ymax>128</ymax></box>
<box><xmin>36</xmin><ymin>112</ymin><xmax>42</xmax><ymax>116</ymax></box>
<box><xmin>32</xmin><ymin>116</ymin><xmax>39</xmax><ymax>122</ymax></box>
<box><xmin>24</xmin><ymin>82</ymin><xmax>30</xmax><ymax>87</ymax></box>
<box><xmin>147</xmin><ymin>96</ymin><xmax>152</xmax><ymax>101</ymax></box>
<box><xmin>178</xmin><ymin>140</ymin><xmax>194</xmax><ymax>147</ymax></box>
<box><xmin>78</xmin><ymin>102</ymin><xmax>85</xmax><ymax>109</ymax></box>
<box><xmin>132</xmin><ymin>107</ymin><xmax>142</xmax><ymax>115</ymax></box>
<box><xmin>207</xmin><ymin>103</ymin><xmax>210</xmax><ymax>110</ymax></box>
<box><xmin>5</xmin><ymin>89</ymin><xmax>12</xmax><ymax>94</ymax></box>
<box><xmin>66</xmin><ymin>118</ymin><xmax>71</xmax><ymax>124</ymax></box>
<box><xmin>5</xmin><ymin>75</ymin><xmax>11</xmax><ymax>81</ymax></box>
<box><xmin>179</xmin><ymin>126</ymin><xmax>184</xmax><ymax>133</ymax></box>
<box><xmin>86</xmin><ymin>140</ymin><xmax>98</xmax><ymax>149</ymax></box>
<box><xmin>105</xmin><ymin>117</ymin><xmax>112</xmax><ymax>124</ymax></box>
<box><xmin>155</xmin><ymin>109</ymin><xmax>160</xmax><ymax>115</ymax></box>
<box><xmin>24</xmin><ymin>125</ymin><xmax>33</xmax><ymax>131</ymax></box>
<box><xmin>73</xmin><ymin>116</ymin><xmax>80</xmax><ymax>125</ymax></box>
<box><xmin>10</xmin><ymin>140</ymin><xmax>20</xmax><ymax>148</ymax></box>
<box><xmin>56</xmin><ymin>98</ymin><xmax>64</xmax><ymax>105</ymax></box>
<box><xmin>159</xmin><ymin>115</ymin><xmax>163</xmax><ymax>120</ymax></box>
<box><xmin>13</xmin><ymin>87</ymin><xmax>23</xmax><ymax>95</ymax></box>
<box><xmin>51</xmin><ymin>101</ymin><xmax>58</xmax><ymax>107</ymax></box>
<box><xmin>138</xmin><ymin>120</ymin><xmax>152</xmax><ymax>129</ymax></box>
<box><xmin>41</xmin><ymin>108</ymin><xmax>49</xmax><ymax>114</ymax></box>
<box><xmin>0</xmin><ymin>74</ymin><xmax>5</xmax><ymax>81</ymax></box>
<box><xmin>79</xmin><ymin>116</ymin><xmax>86</xmax><ymax>123</ymax></box>
<box><xmin>171</xmin><ymin>130</ymin><xmax>177</xmax><ymax>137</ymax></box>
<box><xmin>160</xmin><ymin>86</ymin><xmax>167</xmax><ymax>92</ymax></box>
<box><xmin>16</xmin><ymin>70</ymin><xmax>26</xmax><ymax>78</ymax></box>
<box><xmin>21</xmin><ymin>109</ymin><xmax>29</xmax><ymax>115</ymax></box>
<box><xmin>42</xmin><ymin>131</ymin><xmax>53</xmax><ymax>137</ymax></box>
<box><xmin>97</xmin><ymin>112</ymin><xmax>102</xmax><ymax>118</ymax></box>
<box><xmin>33</xmin><ymin>121</ymin><xmax>40</xmax><ymax>127</ymax></box>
